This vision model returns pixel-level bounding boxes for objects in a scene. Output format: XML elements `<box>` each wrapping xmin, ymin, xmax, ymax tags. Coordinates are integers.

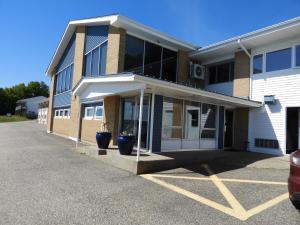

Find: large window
<box><xmin>84</xmin><ymin>41</ymin><xmax>107</xmax><ymax>77</ymax></box>
<box><xmin>84</xmin><ymin>102</ymin><xmax>103</xmax><ymax>120</ymax></box>
<box><xmin>296</xmin><ymin>45</ymin><xmax>300</xmax><ymax>67</ymax></box>
<box><xmin>162</xmin><ymin>98</ymin><xmax>183</xmax><ymax>139</ymax></box>
<box><xmin>253</xmin><ymin>54</ymin><xmax>263</xmax><ymax>74</ymax></box>
<box><xmin>266</xmin><ymin>48</ymin><xmax>292</xmax><ymax>72</ymax></box>
<box><xmin>208</xmin><ymin>61</ymin><xmax>234</xmax><ymax>84</ymax></box>
<box><xmin>201</xmin><ymin>104</ymin><xmax>216</xmax><ymax>139</ymax></box>
<box><xmin>55</xmin><ymin>64</ymin><xmax>73</xmax><ymax>95</ymax></box>
<box><xmin>124</xmin><ymin>35</ymin><xmax>178</xmax><ymax>82</ymax></box>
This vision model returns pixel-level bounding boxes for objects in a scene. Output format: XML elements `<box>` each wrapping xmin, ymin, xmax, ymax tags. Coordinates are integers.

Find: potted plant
<box><xmin>117</xmin><ymin>131</ymin><xmax>135</xmax><ymax>155</ymax></box>
<box><xmin>96</xmin><ymin>122</ymin><xmax>112</xmax><ymax>149</ymax></box>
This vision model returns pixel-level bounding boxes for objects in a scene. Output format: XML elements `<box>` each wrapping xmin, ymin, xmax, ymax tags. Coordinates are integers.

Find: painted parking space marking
<box><xmin>141</xmin><ymin>164</ymin><xmax>289</xmax><ymax>221</ymax></box>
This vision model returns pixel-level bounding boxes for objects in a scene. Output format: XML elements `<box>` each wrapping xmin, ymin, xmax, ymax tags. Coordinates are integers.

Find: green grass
<box><xmin>0</xmin><ymin>115</ymin><xmax>30</xmax><ymax>123</ymax></box>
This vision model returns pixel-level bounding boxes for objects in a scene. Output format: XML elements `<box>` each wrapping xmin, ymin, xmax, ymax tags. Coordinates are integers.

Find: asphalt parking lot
<box><xmin>0</xmin><ymin>121</ymin><xmax>299</xmax><ymax>225</ymax></box>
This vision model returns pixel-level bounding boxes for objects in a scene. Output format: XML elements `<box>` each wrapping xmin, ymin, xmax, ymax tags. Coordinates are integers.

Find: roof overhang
<box><xmin>46</xmin><ymin>14</ymin><xmax>197</xmax><ymax>76</ymax></box>
<box><xmin>73</xmin><ymin>73</ymin><xmax>262</xmax><ymax>108</ymax></box>
<box><xmin>190</xmin><ymin>16</ymin><xmax>300</xmax><ymax>62</ymax></box>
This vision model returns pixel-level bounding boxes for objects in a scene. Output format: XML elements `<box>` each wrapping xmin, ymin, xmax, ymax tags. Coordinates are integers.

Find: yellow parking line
<box><xmin>150</xmin><ymin>174</ymin><xmax>287</xmax><ymax>185</ymax></box>
<box><xmin>246</xmin><ymin>192</ymin><xmax>289</xmax><ymax>218</ymax></box>
<box><xmin>141</xmin><ymin>164</ymin><xmax>289</xmax><ymax>221</ymax></box>
<box><xmin>141</xmin><ymin>174</ymin><xmax>239</xmax><ymax>219</ymax></box>
<box><xmin>203</xmin><ymin>164</ymin><xmax>248</xmax><ymax>220</ymax></box>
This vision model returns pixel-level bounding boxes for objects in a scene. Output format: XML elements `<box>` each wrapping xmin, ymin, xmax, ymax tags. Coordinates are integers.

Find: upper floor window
<box><xmin>253</xmin><ymin>54</ymin><xmax>263</xmax><ymax>74</ymax></box>
<box><xmin>124</xmin><ymin>35</ymin><xmax>177</xmax><ymax>82</ymax></box>
<box><xmin>208</xmin><ymin>61</ymin><xmax>234</xmax><ymax>84</ymax></box>
<box><xmin>84</xmin><ymin>41</ymin><xmax>107</xmax><ymax>77</ymax></box>
<box><xmin>55</xmin><ymin>64</ymin><xmax>73</xmax><ymax>95</ymax></box>
<box><xmin>296</xmin><ymin>45</ymin><xmax>300</xmax><ymax>67</ymax></box>
<box><xmin>266</xmin><ymin>48</ymin><xmax>292</xmax><ymax>72</ymax></box>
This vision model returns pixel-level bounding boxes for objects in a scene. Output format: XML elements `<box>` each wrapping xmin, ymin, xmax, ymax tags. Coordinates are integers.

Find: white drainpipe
<box><xmin>237</xmin><ymin>39</ymin><xmax>251</xmax><ymax>58</ymax></box>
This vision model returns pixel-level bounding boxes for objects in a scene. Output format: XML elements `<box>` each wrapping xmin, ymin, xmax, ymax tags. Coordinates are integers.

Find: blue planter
<box><xmin>117</xmin><ymin>135</ymin><xmax>135</xmax><ymax>155</ymax></box>
<box><xmin>96</xmin><ymin>132</ymin><xmax>112</xmax><ymax>149</ymax></box>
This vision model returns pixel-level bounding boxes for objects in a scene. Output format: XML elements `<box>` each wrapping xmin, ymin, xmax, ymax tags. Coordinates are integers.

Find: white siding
<box><xmin>249</xmin><ymin>38</ymin><xmax>300</xmax><ymax>155</ymax></box>
<box><xmin>206</xmin><ymin>82</ymin><xmax>233</xmax><ymax>96</ymax></box>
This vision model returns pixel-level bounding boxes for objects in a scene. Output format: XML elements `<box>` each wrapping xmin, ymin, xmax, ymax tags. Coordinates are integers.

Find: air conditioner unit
<box><xmin>190</xmin><ymin>63</ymin><xmax>205</xmax><ymax>80</ymax></box>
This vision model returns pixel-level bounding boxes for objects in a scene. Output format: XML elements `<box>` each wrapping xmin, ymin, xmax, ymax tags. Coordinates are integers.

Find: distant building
<box><xmin>15</xmin><ymin>96</ymin><xmax>48</xmax><ymax>118</ymax></box>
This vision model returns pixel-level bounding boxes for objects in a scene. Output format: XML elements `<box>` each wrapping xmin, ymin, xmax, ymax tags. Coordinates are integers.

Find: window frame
<box><xmin>84</xmin><ymin>107</ymin><xmax>95</xmax><ymax>120</ymax></box>
<box><xmin>54</xmin><ymin>63</ymin><xmax>74</xmax><ymax>95</ymax></box>
<box><xmin>252</xmin><ymin>43</ymin><xmax>300</xmax><ymax>75</ymax></box>
<box><xmin>94</xmin><ymin>105</ymin><xmax>104</xmax><ymax>120</ymax></box>
<box><xmin>124</xmin><ymin>34</ymin><xmax>178</xmax><ymax>82</ymax></box>
<box><xmin>294</xmin><ymin>44</ymin><xmax>300</xmax><ymax>68</ymax></box>
<box><xmin>207</xmin><ymin>61</ymin><xmax>234</xmax><ymax>85</ymax></box>
<box><xmin>84</xmin><ymin>40</ymin><xmax>108</xmax><ymax>77</ymax></box>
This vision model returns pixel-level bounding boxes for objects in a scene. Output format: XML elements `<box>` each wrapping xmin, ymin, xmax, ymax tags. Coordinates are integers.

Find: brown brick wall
<box><xmin>177</xmin><ymin>50</ymin><xmax>204</xmax><ymax>88</ymax></box>
<box><xmin>81</xmin><ymin>119</ymin><xmax>103</xmax><ymax>143</ymax></box>
<box><xmin>104</xmin><ymin>95</ymin><xmax>120</xmax><ymax>145</ymax></box>
<box><xmin>106</xmin><ymin>26</ymin><xmax>126</xmax><ymax>74</ymax></box>
<box><xmin>52</xmin><ymin>119</ymin><xmax>71</xmax><ymax>136</ymax></box>
<box><xmin>233</xmin><ymin>108</ymin><xmax>249</xmax><ymax>151</ymax></box>
<box><xmin>233</xmin><ymin>50</ymin><xmax>251</xmax><ymax>98</ymax></box>
<box><xmin>69</xmin><ymin>26</ymin><xmax>86</xmax><ymax>139</ymax></box>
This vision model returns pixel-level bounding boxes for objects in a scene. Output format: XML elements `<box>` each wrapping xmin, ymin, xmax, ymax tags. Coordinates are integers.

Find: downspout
<box><xmin>237</xmin><ymin>39</ymin><xmax>251</xmax><ymax>58</ymax></box>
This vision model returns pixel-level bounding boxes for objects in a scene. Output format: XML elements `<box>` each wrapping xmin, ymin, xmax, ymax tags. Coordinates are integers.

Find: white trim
<box><xmin>191</xmin><ymin>16</ymin><xmax>300</xmax><ymax>57</ymax></box>
<box><xmin>46</xmin><ymin>14</ymin><xmax>196</xmax><ymax>76</ymax></box>
<box><xmin>73</xmin><ymin>74</ymin><xmax>262</xmax><ymax>108</ymax></box>
<box><xmin>149</xmin><ymin>92</ymin><xmax>155</xmax><ymax>153</ymax></box>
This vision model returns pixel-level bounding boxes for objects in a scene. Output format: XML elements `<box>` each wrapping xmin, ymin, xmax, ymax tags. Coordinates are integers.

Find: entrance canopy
<box><xmin>73</xmin><ymin>73</ymin><xmax>262</xmax><ymax>108</ymax></box>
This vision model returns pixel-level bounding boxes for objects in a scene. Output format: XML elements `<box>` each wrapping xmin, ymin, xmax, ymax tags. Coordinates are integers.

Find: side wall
<box><xmin>249</xmin><ymin>38</ymin><xmax>300</xmax><ymax>155</ymax></box>
<box><xmin>232</xmin><ymin>51</ymin><xmax>251</xmax><ymax>150</ymax></box>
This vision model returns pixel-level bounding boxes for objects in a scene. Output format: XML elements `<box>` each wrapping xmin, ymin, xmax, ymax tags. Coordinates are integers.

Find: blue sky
<box><xmin>0</xmin><ymin>0</ymin><xmax>299</xmax><ymax>88</ymax></box>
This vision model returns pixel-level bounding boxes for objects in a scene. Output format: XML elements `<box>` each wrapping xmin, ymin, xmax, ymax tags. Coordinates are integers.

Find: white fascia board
<box><xmin>69</xmin><ymin>14</ymin><xmax>118</xmax><ymax>26</ymax></box>
<box><xmin>190</xmin><ymin>16</ymin><xmax>300</xmax><ymax>57</ymax></box>
<box><xmin>46</xmin><ymin>15</ymin><xmax>118</xmax><ymax>76</ymax></box>
<box><xmin>114</xmin><ymin>15</ymin><xmax>197</xmax><ymax>51</ymax></box>
<box><xmin>45</xmin><ymin>24</ymin><xmax>73</xmax><ymax>76</ymax></box>
<box><xmin>72</xmin><ymin>74</ymin><xmax>137</xmax><ymax>96</ymax></box>
<box><xmin>134</xmin><ymin>75</ymin><xmax>261</xmax><ymax>108</ymax></box>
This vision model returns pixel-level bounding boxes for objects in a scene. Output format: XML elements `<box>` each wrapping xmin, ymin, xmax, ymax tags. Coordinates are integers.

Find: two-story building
<box><xmin>46</xmin><ymin>14</ymin><xmax>300</xmax><ymax>156</ymax></box>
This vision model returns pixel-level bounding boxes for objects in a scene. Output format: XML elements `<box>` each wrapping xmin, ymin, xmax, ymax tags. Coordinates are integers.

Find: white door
<box><xmin>182</xmin><ymin>106</ymin><xmax>201</xmax><ymax>149</ymax></box>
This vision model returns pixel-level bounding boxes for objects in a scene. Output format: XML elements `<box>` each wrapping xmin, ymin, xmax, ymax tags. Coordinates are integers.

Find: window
<box><xmin>296</xmin><ymin>45</ymin><xmax>300</xmax><ymax>67</ymax></box>
<box><xmin>95</xmin><ymin>106</ymin><xmax>103</xmax><ymax>119</ymax></box>
<box><xmin>161</xmin><ymin>98</ymin><xmax>183</xmax><ymax>139</ymax></box>
<box><xmin>161</xmin><ymin>48</ymin><xmax>177</xmax><ymax>82</ymax></box>
<box><xmin>201</xmin><ymin>104</ymin><xmax>216</xmax><ymax>139</ymax></box>
<box><xmin>124</xmin><ymin>35</ymin><xmax>144</xmax><ymax>74</ymax></box>
<box><xmin>255</xmin><ymin>138</ymin><xmax>279</xmax><ymax>149</ymax></box>
<box><xmin>253</xmin><ymin>54</ymin><xmax>263</xmax><ymax>74</ymax></box>
<box><xmin>124</xmin><ymin>35</ymin><xmax>178</xmax><ymax>82</ymax></box>
<box><xmin>266</xmin><ymin>48</ymin><xmax>291</xmax><ymax>72</ymax></box>
<box><xmin>84</xmin><ymin>102</ymin><xmax>104</xmax><ymax>120</ymax></box>
<box><xmin>144</xmin><ymin>42</ymin><xmax>162</xmax><ymax>78</ymax></box>
<box><xmin>54</xmin><ymin>108</ymin><xmax>70</xmax><ymax>119</ymax></box>
<box><xmin>208</xmin><ymin>61</ymin><xmax>234</xmax><ymax>84</ymax></box>
<box><xmin>84</xmin><ymin>41</ymin><xmax>107</xmax><ymax>77</ymax></box>
<box><xmin>54</xmin><ymin>64</ymin><xmax>73</xmax><ymax>95</ymax></box>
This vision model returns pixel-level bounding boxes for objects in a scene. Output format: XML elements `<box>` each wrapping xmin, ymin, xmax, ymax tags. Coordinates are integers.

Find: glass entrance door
<box><xmin>186</xmin><ymin>107</ymin><xmax>200</xmax><ymax>139</ymax></box>
<box><xmin>121</xmin><ymin>95</ymin><xmax>150</xmax><ymax>149</ymax></box>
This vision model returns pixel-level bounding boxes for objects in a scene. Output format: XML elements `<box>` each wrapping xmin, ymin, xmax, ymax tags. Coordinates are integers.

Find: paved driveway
<box><xmin>0</xmin><ymin>121</ymin><xmax>299</xmax><ymax>225</ymax></box>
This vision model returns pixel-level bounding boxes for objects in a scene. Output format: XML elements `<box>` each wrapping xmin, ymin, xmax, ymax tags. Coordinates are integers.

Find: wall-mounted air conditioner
<box><xmin>190</xmin><ymin>63</ymin><xmax>205</xmax><ymax>80</ymax></box>
<box><xmin>264</xmin><ymin>95</ymin><xmax>276</xmax><ymax>104</ymax></box>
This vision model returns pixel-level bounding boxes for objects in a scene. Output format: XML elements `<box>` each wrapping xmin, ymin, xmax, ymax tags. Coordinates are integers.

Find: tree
<box><xmin>0</xmin><ymin>81</ymin><xmax>49</xmax><ymax>115</ymax></box>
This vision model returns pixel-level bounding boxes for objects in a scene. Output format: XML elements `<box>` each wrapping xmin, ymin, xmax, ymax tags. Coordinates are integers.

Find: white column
<box><xmin>137</xmin><ymin>88</ymin><xmax>144</xmax><ymax>162</ymax></box>
<box><xmin>149</xmin><ymin>92</ymin><xmax>155</xmax><ymax>153</ymax></box>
